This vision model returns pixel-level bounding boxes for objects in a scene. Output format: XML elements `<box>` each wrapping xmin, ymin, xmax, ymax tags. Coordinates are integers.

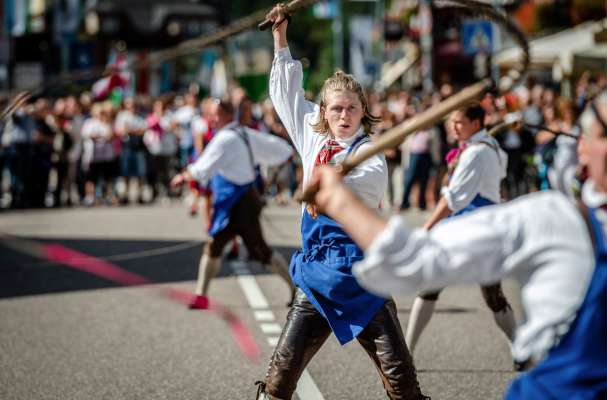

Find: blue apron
<box><xmin>207</xmin><ymin>126</ymin><xmax>262</xmax><ymax>237</ymax></box>
<box><xmin>452</xmin><ymin>194</ymin><xmax>495</xmax><ymax>217</ymax></box>
<box><xmin>506</xmin><ymin>206</ymin><xmax>607</xmax><ymax>399</ymax></box>
<box><xmin>207</xmin><ymin>174</ymin><xmax>253</xmax><ymax>236</ymax></box>
<box><xmin>290</xmin><ymin>135</ymin><xmax>386</xmax><ymax>345</ymax></box>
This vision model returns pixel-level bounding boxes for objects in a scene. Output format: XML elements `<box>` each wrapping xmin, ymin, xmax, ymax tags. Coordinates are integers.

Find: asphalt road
<box><xmin>0</xmin><ymin>202</ymin><xmax>521</xmax><ymax>399</ymax></box>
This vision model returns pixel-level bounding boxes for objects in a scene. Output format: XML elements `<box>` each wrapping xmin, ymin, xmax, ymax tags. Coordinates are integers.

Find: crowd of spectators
<box><xmin>0</xmin><ymin>86</ymin><xmax>299</xmax><ymax>210</ymax></box>
<box><xmin>0</xmin><ymin>71</ymin><xmax>605</xmax><ymax>213</ymax></box>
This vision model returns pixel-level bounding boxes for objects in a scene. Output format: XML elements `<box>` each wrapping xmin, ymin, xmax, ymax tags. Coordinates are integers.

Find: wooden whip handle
<box><xmin>258</xmin><ymin>0</ymin><xmax>317</xmax><ymax>31</ymax></box>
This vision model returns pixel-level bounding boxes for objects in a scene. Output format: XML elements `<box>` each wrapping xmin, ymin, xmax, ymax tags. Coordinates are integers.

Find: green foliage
<box><xmin>227</xmin><ymin>1</ymin><xmax>336</xmax><ymax>95</ymax></box>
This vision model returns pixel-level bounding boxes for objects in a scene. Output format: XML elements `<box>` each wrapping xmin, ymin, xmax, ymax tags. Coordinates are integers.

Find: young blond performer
<box><xmin>255</xmin><ymin>5</ymin><xmax>429</xmax><ymax>400</ymax></box>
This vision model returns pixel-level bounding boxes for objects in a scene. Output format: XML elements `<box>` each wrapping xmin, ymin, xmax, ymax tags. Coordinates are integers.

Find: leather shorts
<box><xmin>260</xmin><ymin>289</ymin><xmax>429</xmax><ymax>400</ymax></box>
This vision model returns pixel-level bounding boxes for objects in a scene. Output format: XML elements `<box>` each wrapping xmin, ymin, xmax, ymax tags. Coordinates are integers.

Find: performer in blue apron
<box><xmin>171</xmin><ymin>99</ymin><xmax>295</xmax><ymax>309</ymax></box>
<box><xmin>289</xmin><ymin>134</ymin><xmax>387</xmax><ymax>344</ymax></box>
<box><xmin>257</xmin><ymin>5</ymin><xmax>429</xmax><ymax>400</ymax></box>
<box><xmin>506</xmin><ymin>203</ymin><xmax>607</xmax><ymax>399</ymax></box>
<box><xmin>405</xmin><ymin>105</ymin><xmax>517</xmax><ymax>358</ymax></box>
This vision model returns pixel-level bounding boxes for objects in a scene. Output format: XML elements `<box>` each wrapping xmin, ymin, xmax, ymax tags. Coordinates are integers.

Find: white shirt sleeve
<box><xmin>353</xmin><ymin>190</ymin><xmax>595</xmax><ymax>362</ymax></box>
<box><xmin>441</xmin><ymin>146</ymin><xmax>486</xmax><ymax>212</ymax></box>
<box><xmin>246</xmin><ymin>128</ymin><xmax>294</xmax><ymax>167</ymax></box>
<box><xmin>187</xmin><ymin>133</ymin><xmax>234</xmax><ymax>184</ymax></box>
<box><xmin>269</xmin><ymin>47</ymin><xmax>317</xmax><ymax>156</ymax></box>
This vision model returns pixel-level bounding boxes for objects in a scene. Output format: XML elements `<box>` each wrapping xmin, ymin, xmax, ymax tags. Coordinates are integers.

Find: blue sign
<box><xmin>462</xmin><ymin>20</ymin><xmax>495</xmax><ymax>55</ymax></box>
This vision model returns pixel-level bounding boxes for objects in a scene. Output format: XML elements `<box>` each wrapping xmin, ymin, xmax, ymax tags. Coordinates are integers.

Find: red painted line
<box><xmin>44</xmin><ymin>244</ymin><xmax>151</xmax><ymax>286</ymax></box>
<box><xmin>34</xmin><ymin>242</ymin><xmax>260</xmax><ymax>362</ymax></box>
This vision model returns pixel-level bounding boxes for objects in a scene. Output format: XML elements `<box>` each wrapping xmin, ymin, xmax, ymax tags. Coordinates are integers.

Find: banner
<box><xmin>349</xmin><ymin>15</ymin><xmax>376</xmax><ymax>86</ymax></box>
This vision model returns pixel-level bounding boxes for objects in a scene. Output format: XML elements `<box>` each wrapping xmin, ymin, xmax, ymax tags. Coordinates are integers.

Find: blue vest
<box><xmin>289</xmin><ymin>135</ymin><xmax>386</xmax><ymax>345</ymax></box>
<box><xmin>506</xmin><ymin>206</ymin><xmax>607</xmax><ymax>399</ymax></box>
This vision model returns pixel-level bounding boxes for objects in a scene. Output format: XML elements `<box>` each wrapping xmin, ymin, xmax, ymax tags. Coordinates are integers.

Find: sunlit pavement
<box><xmin>0</xmin><ymin>202</ymin><xmax>519</xmax><ymax>399</ymax></box>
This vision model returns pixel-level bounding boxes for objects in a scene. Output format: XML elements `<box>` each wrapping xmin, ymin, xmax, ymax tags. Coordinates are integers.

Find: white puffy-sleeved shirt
<box><xmin>548</xmin><ymin>134</ymin><xmax>579</xmax><ymax>199</ymax></box>
<box><xmin>353</xmin><ymin>185</ymin><xmax>602</xmax><ymax>363</ymax></box>
<box><xmin>270</xmin><ymin>47</ymin><xmax>387</xmax><ymax>209</ymax></box>
<box><xmin>187</xmin><ymin>121</ymin><xmax>293</xmax><ymax>185</ymax></box>
<box><xmin>441</xmin><ymin>130</ymin><xmax>508</xmax><ymax>212</ymax></box>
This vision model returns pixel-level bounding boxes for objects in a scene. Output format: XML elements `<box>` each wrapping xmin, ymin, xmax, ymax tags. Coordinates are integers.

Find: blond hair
<box><xmin>311</xmin><ymin>70</ymin><xmax>380</xmax><ymax>135</ymax></box>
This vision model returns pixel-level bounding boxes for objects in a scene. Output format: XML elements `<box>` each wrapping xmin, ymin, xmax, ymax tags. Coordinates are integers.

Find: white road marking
<box><xmin>298</xmin><ymin>369</ymin><xmax>326</xmax><ymax>400</ymax></box>
<box><xmin>260</xmin><ymin>323</ymin><xmax>282</xmax><ymax>334</ymax></box>
<box><xmin>254</xmin><ymin>310</ymin><xmax>276</xmax><ymax>321</ymax></box>
<box><xmin>236</xmin><ymin>275</ymin><xmax>269</xmax><ymax>309</ymax></box>
<box><xmin>232</xmin><ymin>261</ymin><xmax>325</xmax><ymax>400</ymax></box>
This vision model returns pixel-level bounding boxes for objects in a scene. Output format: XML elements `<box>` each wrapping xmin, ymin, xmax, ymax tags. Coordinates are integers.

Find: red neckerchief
<box><xmin>314</xmin><ymin>138</ymin><xmax>344</xmax><ymax>166</ymax></box>
<box><xmin>307</xmin><ymin>138</ymin><xmax>345</xmax><ymax>218</ymax></box>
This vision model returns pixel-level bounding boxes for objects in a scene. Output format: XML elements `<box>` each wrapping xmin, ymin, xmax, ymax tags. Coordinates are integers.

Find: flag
<box><xmin>92</xmin><ymin>51</ymin><xmax>130</xmax><ymax>101</ymax></box>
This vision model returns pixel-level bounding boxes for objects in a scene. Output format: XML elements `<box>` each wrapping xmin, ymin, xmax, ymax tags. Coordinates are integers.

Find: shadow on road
<box><xmin>417</xmin><ymin>368</ymin><xmax>514</xmax><ymax>374</ymax></box>
<box><xmin>0</xmin><ymin>236</ymin><xmax>298</xmax><ymax>299</ymax></box>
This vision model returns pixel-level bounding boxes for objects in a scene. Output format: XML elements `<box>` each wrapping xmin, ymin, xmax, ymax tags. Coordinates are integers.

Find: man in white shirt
<box><xmin>171</xmin><ymin>99</ymin><xmax>295</xmax><ymax>309</ymax></box>
<box><xmin>405</xmin><ymin>105</ymin><xmax>517</xmax><ymax>356</ymax></box>
<box><xmin>306</xmin><ymin>91</ymin><xmax>607</xmax><ymax>399</ymax></box>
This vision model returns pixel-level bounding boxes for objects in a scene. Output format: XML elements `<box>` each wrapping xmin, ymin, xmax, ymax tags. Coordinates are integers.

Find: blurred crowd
<box><xmin>0</xmin><ymin>86</ymin><xmax>300</xmax><ymax>211</ymax></box>
<box><xmin>1</xmin><ymin>71</ymin><xmax>605</xmax><ymax>213</ymax></box>
<box><xmin>371</xmin><ymin>71</ymin><xmax>607</xmax><ymax>211</ymax></box>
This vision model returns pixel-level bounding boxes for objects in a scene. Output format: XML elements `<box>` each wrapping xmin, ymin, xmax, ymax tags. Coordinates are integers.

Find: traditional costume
<box><xmin>406</xmin><ymin>129</ymin><xmax>517</xmax><ymax>353</ymax></box>
<box><xmin>257</xmin><ymin>47</ymin><xmax>428</xmax><ymax>400</ymax></box>
<box><xmin>187</xmin><ymin>120</ymin><xmax>294</xmax><ymax>304</ymax></box>
<box><xmin>354</xmin><ymin>180</ymin><xmax>607</xmax><ymax>399</ymax></box>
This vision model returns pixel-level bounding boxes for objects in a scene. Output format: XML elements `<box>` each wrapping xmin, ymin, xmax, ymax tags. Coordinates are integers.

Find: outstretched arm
<box><xmin>266</xmin><ymin>4</ymin><xmax>288</xmax><ymax>52</ymax></box>
<box><xmin>247</xmin><ymin>128</ymin><xmax>294</xmax><ymax>167</ymax></box>
<box><xmin>423</xmin><ymin>197</ymin><xmax>452</xmax><ymax>230</ymax></box>
<box><xmin>170</xmin><ymin>133</ymin><xmax>228</xmax><ymax>188</ymax></box>
<box><xmin>267</xmin><ymin>4</ymin><xmax>316</xmax><ymax>156</ymax></box>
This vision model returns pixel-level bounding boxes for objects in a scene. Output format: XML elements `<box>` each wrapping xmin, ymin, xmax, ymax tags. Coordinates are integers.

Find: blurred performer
<box><xmin>255</xmin><ymin>5</ymin><xmax>428</xmax><ymax>400</ymax></box>
<box><xmin>171</xmin><ymin>99</ymin><xmax>295</xmax><ymax>309</ymax></box>
<box><xmin>405</xmin><ymin>105</ymin><xmax>516</xmax><ymax>354</ymax></box>
<box><xmin>307</xmin><ymin>91</ymin><xmax>607</xmax><ymax>400</ymax></box>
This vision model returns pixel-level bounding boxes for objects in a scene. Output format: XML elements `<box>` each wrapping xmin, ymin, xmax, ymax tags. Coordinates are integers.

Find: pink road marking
<box><xmin>42</xmin><ymin>243</ymin><xmax>261</xmax><ymax>362</ymax></box>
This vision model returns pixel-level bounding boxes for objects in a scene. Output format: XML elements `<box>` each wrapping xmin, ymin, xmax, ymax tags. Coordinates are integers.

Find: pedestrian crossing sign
<box><xmin>462</xmin><ymin>20</ymin><xmax>495</xmax><ymax>55</ymax></box>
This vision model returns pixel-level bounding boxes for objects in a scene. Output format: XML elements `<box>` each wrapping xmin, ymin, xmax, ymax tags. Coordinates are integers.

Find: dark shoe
<box><xmin>188</xmin><ymin>295</ymin><xmax>209</xmax><ymax>310</ymax></box>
